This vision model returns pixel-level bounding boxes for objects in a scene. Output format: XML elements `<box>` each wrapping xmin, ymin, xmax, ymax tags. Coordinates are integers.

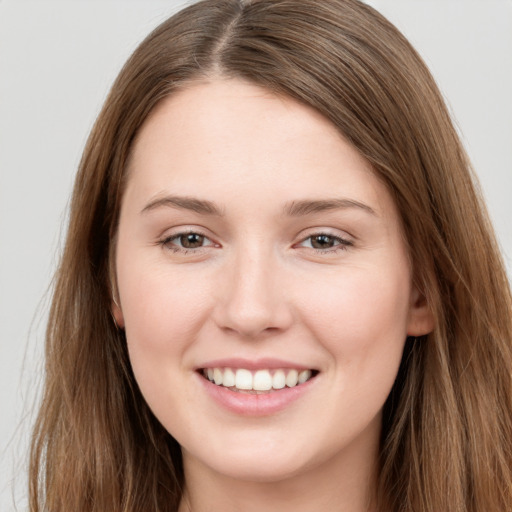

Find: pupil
<box><xmin>181</xmin><ymin>233</ymin><xmax>203</xmax><ymax>248</ymax></box>
<box><xmin>312</xmin><ymin>235</ymin><xmax>334</xmax><ymax>249</ymax></box>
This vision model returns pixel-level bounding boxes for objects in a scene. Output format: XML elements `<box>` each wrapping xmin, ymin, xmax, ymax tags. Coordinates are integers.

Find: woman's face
<box><xmin>114</xmin><ymin>78</ymin><xmax>433</xmax><ymax>483</ymax></box>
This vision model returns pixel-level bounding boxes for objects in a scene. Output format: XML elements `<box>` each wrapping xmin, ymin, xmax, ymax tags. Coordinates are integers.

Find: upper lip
<box><xmin>196</xmin><ymin>357</ymin><xmax>317</xmax><ymax>372</ymax></box>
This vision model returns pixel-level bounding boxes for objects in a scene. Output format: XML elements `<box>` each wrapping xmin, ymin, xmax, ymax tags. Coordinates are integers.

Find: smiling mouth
<box><xmin>200</xmin><ymin>367</ymin><xmax>319</xmax><ymax>394</ymax></box>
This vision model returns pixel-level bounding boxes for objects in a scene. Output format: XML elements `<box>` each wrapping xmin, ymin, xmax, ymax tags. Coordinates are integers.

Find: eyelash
<box><xmin>158</xmin><ymin>231</ymin><xmax>353</xmax><ymax>255</ymax></box>
<box><xmin>159</xmin><ymin>229</ymin><xmax>213</xmax><ymax>254</ymax></box>
<box><xmin>297</xmin><ymin>233</ymin><xmax>353</xmax><ymax>253</ymax></box>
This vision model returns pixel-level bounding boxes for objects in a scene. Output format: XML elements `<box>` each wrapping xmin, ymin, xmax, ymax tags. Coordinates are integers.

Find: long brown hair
<box><xmin>30</xmin><ymin>1</ymin><xmax>512</xmax><ymax>510</ymax></box>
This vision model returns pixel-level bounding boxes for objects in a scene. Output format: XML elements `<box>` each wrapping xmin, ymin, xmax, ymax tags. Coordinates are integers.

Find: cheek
<box><xmin>297</xmin><ymin>263</ymin><xmax>411</xmax><ymax>370</ymax></box>
<box><xmin>118</xmin><ymin>263</ymin><xmax>217</xmax><ymax>419</ymax></box>
<box><xmin>294</xmin><ymin>266</ymin><xmax>410</xmax><ymax>434</ymax></box>
<box><xmin>304</xmin><ymin>258</ymin><xmax>410</xmax><ymax>316</ymax></box>
<box><xmin>119</xmin><ymin>259</ymin><xmax>210</xmax><ymax>334</ymax></box>
<box><xmin>117</xmin><ymin>258</ymin><xmax>216</xmax><ymax>381</ymax></box>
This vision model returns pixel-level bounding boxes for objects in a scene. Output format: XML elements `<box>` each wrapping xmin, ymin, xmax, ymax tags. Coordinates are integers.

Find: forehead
<box><xmin>124</xmin><ymin>78</ymin><xmax>393</xmax><ymax>218</ymax></box>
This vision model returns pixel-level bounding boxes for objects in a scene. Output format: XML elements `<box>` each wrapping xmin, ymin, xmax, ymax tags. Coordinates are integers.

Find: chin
<box><xmin>184</xmin><ymin>440</ymin><xmax>316</xmax><ymax>484</ymax></box>
<box><xmin>209</xmin><ymin>457</ymin><xmax>308</xmax><ymax>483</ymax></box>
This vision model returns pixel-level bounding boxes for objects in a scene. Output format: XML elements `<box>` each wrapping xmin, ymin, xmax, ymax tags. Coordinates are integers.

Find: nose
<box><xmin>213</xmin><ymin>247</ymin><xmax>294</xmax><ymax>339</ymax></box>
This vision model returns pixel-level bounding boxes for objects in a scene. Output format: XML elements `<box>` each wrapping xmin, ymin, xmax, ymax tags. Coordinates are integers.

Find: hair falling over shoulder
<box><xmin>29</xmin><ymin>1</ymin><xmax>512</xmax><ymax>511</ymax></box>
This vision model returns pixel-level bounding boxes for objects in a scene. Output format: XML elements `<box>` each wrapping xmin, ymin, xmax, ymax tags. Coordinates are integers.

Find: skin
<box><xmin>113</xmin><ymin>78</ymin><xmax>434</xmax><ymax>512</ymax></box>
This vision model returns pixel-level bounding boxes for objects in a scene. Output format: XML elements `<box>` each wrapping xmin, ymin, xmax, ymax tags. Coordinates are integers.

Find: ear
<box><xmin>111</xmin><ymin>293</ymin><xmax>125</xmax><ymax>329</ymax></box>
<box><xmin>407</xmin><ymin>287</ymin><xmax>435</xmax><ymax>336</ymax></box>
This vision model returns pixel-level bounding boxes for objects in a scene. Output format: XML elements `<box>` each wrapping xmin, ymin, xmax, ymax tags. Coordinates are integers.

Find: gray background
<box><xmin>1</xmin><ymin>1</ymin><xmax>511</xmax><ymax>509</ymax></box>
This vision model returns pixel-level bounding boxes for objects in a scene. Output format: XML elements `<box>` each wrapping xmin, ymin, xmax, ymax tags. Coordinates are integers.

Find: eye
<box><xmin>160</xmin><ymin>230</ymin><xmax>215</xmax><ymax>252</ymax></box>
<box><xmin>176</xmin><ymin>232</ymin><xmax>206</xmax><ymax>249</ymax></box>
<box><xmin>298</xmin><ymin>233</ymin><xmax>352</xmax><ymax>252</ymax></box>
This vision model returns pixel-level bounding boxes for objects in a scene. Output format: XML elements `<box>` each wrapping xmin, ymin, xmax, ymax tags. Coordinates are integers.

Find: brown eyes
<box><xmin>298</xmin><ymin>234</ymin><xmax>352</xmax><ymax>251</ymax></box>
<box><xmin>160</xmin><ymin>231</ymin><xmax>352</xmax><ymax>254</ymax></box>
<box><xmin>160</xmin><ymin>231</ymin><xmax>214</xmax><ymax>253</ymax></box>
<box><xmin>178</xmin><ymin>233</ymin><xmax>206</xmax><ymax>249</ymax></box>
<box><xmin>309</xmin><ymin>234</ymin><xmax>340</xmax><ymax>249</ymax></box>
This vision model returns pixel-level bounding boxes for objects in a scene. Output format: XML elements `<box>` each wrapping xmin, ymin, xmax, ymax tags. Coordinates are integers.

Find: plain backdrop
<box><xmin>1</xmin><ymin>1</ymin><xmax>511</xmax><ymax>509</ymax></box>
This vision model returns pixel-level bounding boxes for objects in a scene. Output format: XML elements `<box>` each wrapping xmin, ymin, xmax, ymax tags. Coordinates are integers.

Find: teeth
<box><xmin>213</xmin><ymin>368</ymin><xmax>223</xmax><ymax>385</ymax></box>
<box><xmin>223</xmin><ymin>368</ymin><xmax>235</xmax><ymax>387</ymax></box>
<box><xmin>203</xmin><ymin>367</ymin><xmax>315</xmax><ymax>392</ymax></box>
<box><xmin>272</xmin><ymin>370</ymin><xmax>286</xmax><ymax>389</ymax></box>
<box><xmin>285</xmin><ymin>369</ymin><xmax>298</xmax><ymax>387</ymax></box>
<box><xmin>253</xmin><ymin>370</ymin><xmax>272</xmax><ymax>391</ymax></box>
<box><xmin>298</xmin><ymin>369</ymin><xmax>312</xmax><ymax>384</ymax></box>
<box><xmin>235</xmin><ymin>369</ymin><xmax>253</xmax><ymax>390</ymax></box>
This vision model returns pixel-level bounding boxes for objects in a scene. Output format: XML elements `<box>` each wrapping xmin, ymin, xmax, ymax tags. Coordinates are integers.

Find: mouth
<box><xmin>199</xmin><ymin>367</ymin><xmax>319</xmax><ymax>394</ymax></box>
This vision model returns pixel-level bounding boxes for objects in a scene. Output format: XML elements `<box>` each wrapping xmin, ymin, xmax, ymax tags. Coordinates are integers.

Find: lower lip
<box><xmin>196</xmin><ymin>372</ymin><xmax>317</xmax><ymax>416</ymax></box>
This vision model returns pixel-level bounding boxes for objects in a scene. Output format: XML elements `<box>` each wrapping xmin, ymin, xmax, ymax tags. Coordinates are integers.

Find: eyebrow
<box><xmin>140</xmin><ymin>195</ymin><xmax>376</xmax><ymax>217</ymax></box>
<box><xmin>141</xmin><ymin>195</ymin><xmax>224</xmax><ymax>216</ymax></box>
<box><xmin>283</xmin><ymin>198</ymin><xmax>377</xmax><ymax>217</ymax></box>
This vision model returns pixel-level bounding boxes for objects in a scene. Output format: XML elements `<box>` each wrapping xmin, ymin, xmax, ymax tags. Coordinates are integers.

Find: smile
<box><xmin>201</xmin><ymin>367</ymin><xmax>317</xmax><ymax>393</ymax></box>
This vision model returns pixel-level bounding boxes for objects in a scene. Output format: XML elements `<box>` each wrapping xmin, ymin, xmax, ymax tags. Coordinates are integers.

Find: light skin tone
<box><xmin>113</xmin><ymin>77</ymin><xmax>434</xmax><ymax>512</ymax></box>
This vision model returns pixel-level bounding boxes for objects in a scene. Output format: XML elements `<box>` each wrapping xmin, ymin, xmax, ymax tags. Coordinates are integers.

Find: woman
<box><xmin>29</xmin><ymin>0</ymin><xmax>512</xmax><ymax>511</ymax></box>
